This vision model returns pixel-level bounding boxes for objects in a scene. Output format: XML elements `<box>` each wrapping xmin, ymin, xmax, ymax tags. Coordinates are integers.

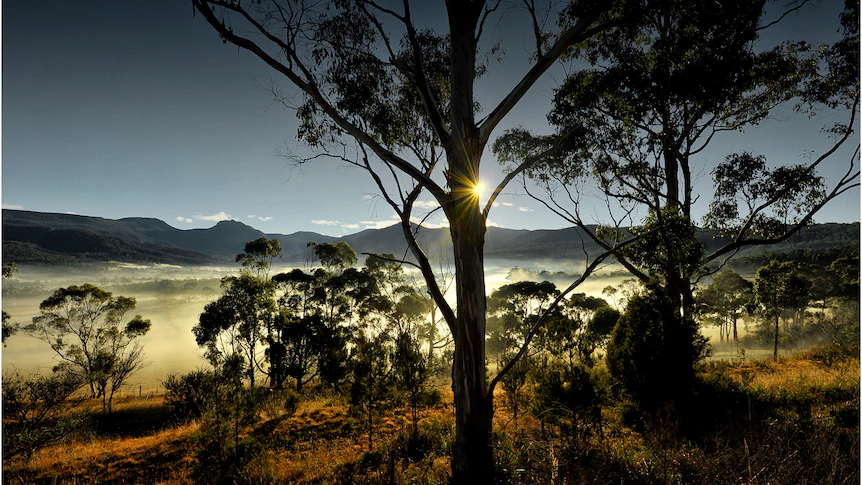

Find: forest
<box><xmin>2</xmin><ymin>0</ymin><xmax>861</xmax><ymax>483</ymax></box>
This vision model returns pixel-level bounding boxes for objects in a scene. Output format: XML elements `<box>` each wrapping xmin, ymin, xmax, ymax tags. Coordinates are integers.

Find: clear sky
<box><xmin>2</xmin><ymin>1</ymin><xmax>859</xmax><ymax>237</ymax></box>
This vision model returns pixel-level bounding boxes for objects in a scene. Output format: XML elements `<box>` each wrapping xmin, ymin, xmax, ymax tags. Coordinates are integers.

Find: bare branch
<box><xmin>478</xmin><ymin>3</ymin><xmax>621</xmax><ymax>144</ymax></box>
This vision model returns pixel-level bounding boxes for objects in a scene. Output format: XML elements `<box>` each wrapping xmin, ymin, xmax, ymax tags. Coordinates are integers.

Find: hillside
<box><xmin>2</xmin><ymin>209</ymin><xmax>858</xmax><ymax>267</ymax></box>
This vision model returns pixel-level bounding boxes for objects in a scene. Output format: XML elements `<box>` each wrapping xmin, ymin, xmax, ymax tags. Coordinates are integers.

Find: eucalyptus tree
<box><xmin>236</xmin><ymin>237</ymin><xmax>283</xmax><ymax>280</ymax></box>
<box><xmin>190</xmin><ymin>0</ymin><xmax>644</xmax><ymax>479</ymax></box>
<box><xmin>495</xmin><ymin>0</ymin><xmax>859</xmax><ymax>319</ymax></box>
<box><xmin>26</xmin><ymin>284</ymin><xmax>152</xmax><ymax>412</ymax></box>
<box><xmin>2</xmin><ymin>263</ymin><xmax>19</xmax><ymax>345</ymax></box>
<box><xmin>494</xmin><ymin>0</ymin><xmax>858</xmax><ymax>401</ymax></box>
<box><xmin>486</xmin><ymin>281</ymin><xmax>559</xmax><ymax>424</ymax></box>
<box><xmin>697</xmin><ymin>270</ymin><xmax>753</xmax><ymax>343</ymax></box>
<box><xmin>753</xmin><ymin>260</ymin><xmax>811</xmax><ymax>360</ymax></box>
<box><xmin>195</xmin><ymin>273</ymin><xmax>277</xmax><ymax>388</ymax></box>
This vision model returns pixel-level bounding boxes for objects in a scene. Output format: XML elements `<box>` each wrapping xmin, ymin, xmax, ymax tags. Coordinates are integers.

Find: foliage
<box><xmin>606</xmin><ymin>287</ymin><xmax>708</xmax><ymax>412</ymax></box>
<box><xmin>190</xmin><ymin>355</ymin><xmax>270</xmax><ymax>485</ymax></box>
<box><xmin>25</xmin><ymin>283</ymin><xmax>151</xmax><ymax>412</ymax></box>
<box><xmin>349</xmin><ymin>332</ymin><xmax>397</xmax><ymax>451</ymax></box>
<box><xmin>1</xmin><ymin>370</ymin><xmax>85</xmax><ymax>462</ymax></box>
<box><xmin>235</xmin><ymin>237</ymin><xmax>282</xmax><ymax>279</ymax></box>
<box><xmin>2</xmin><ymin>262</ymin><xmax>19</xmax><ymax>344</ymax></box>
<box><xmin>588</xmin><ymin>306</ymin><xmax>620</xmax><ymax>347</ymax></box>
<box><xmin>163</xmin><ymin>369</ymin><xmax>219</xmax><ymax>420</ymax></box>
<box><xmin>195</xmin><ymin>273</ymin><xmax>276</xmax><ymax>387</ymax></box>
<box><xmin>531</xmin><ymin>361</ymin><xmax>608</xmax><ymax>447</ymax></box>
<box><xmin>753</xmin><ymin>260</ymin><xmax>811</xmax><ymax>359</ymax></box>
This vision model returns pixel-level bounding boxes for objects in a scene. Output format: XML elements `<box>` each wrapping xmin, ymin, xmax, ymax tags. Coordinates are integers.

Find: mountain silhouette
<box><xmin>2</xmin><ymin>209</ymin><xmax>858</xmax><ymax>267</ymax></box>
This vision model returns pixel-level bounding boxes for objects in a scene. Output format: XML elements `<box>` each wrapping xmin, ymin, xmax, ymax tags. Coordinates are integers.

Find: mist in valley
<box><xmin>1</xmin><ymin>259</ymin><xmax>772</xmax><ymax>389</ymax></box>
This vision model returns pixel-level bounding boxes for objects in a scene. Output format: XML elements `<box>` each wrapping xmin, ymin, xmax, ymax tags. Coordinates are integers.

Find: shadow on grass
<box><xmin>91</xmin><ymin>401</ymin><xmax>177</xmax><ymax>438</ymax></box>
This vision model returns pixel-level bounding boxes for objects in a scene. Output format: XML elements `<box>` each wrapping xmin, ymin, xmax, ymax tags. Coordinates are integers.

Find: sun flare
<box><xmin>472</xmin><ymin>182</ymin><xmax>486</xmax><ymax>199</ymax></box>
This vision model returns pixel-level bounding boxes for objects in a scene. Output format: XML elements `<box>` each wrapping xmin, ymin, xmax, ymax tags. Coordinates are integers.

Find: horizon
<box><xmin>3</xmin><ymin>207</ymin><xmax>858</xmax><ymax>240</ymax></box>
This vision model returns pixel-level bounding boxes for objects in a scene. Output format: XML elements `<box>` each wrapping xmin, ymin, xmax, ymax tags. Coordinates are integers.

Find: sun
<box><xmin>472</xmin><ymin>181</ymin><xmax>486</xmax><ymax>199</ymax></box>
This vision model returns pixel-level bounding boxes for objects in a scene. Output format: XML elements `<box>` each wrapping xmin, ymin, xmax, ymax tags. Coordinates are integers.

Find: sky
<box><xmin>2</xmin><ymin>0</ymin><xmax>859</xmax><ymax>237</ymax></box>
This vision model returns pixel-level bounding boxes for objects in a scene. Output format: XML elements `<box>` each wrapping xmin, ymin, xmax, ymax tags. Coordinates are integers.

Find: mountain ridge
<box><xmin>2</xmin><ymin>209</ymin><xmax>858</xmax><ymax>267</ymax></box>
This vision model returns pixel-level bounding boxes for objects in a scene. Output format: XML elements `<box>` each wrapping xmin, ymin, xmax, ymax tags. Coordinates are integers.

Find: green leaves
<box><xmin>25</xmin><ymin>283</ymin><xmax>151</xmax><ymax>411</ymax></box>
<box><xmin>705</xmin><ymin>152</ymin><xmax>826</xmax><ymax>239</ymax></box>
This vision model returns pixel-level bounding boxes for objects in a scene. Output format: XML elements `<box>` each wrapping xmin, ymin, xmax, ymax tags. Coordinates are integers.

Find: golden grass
<box><xmin>5</xmin><ymin>421</ymin><xmax>197</xmax><ymax>484</ymax></box>
<box><xmin>5</xmin><ymin>351</ymin><xmax>857</xmax><ymax>484</ymax></box>
<box><xmin>722</xmin><ymin>354</ymin><xmax>860</xmax><ymax>392</ymax></box>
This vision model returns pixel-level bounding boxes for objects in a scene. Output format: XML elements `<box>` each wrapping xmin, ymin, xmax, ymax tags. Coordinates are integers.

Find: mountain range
<box><xmin>2</xmin><ymin>209</ymin><xmax>858</xmax><ymax>267</ymax></box>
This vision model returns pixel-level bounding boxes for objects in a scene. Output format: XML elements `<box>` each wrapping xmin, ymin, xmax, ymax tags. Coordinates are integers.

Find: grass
<box><xmin>3</xmin><ymin>345</ymin><xmax>858</xmax><ymax>484</ymax></box>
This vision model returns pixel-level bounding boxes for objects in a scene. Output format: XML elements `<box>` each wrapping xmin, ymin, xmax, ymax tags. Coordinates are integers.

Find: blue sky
<box><xmin>2</xmin><ymin>1</ymin><xmax>859</xmax><ymax>237</ymax></box>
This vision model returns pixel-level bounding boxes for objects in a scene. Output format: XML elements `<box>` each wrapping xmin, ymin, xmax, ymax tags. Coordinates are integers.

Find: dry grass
<box><xmin>4</xmin><ymin>350</ymin><xmax>858</xmax><ymax>484</ymax></box>
<box><xmin>724</xmin><ymin>356</ymin><xmax>860</xmax><ymax>390</ymax></box>
<box><xmin>4</xmin><ymin>398</ymin><xmax>197</xmax><ymax>485</ymax></box>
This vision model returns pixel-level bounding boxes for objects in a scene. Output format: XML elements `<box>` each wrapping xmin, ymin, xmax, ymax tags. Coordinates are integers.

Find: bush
<box><xmin>531</xmin><ymin>362</ymin><xmax>607</xmax><ymax>446</ymax></box>
<box><xmin>606</xmin><ymin>287</ymin><xmax>707</xmax><ymax>413</ymax></box>
<box><xmin>189</xmin><ymin>370</ymin><xmax>270</xmax><ymax>484</ymax></box>
<box><xmin>2</xmin><ymin>370</ymin><xmax>86</xmax><ymax>462</ymax></box>
<box><xmin>283</xmin><ymin>389</ymin><xmax>301</xmax><ymax>415</ymax></box>
<box><xmin>163</xmin><ymin>369</ymin><xmax>218</xmax><ymax>420</ymax></box>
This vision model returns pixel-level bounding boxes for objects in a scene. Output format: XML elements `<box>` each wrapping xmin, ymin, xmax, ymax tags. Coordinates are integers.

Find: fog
<box><xmin>1</xmin><ymin>259</ymin><xmax>751</xmax><ymax>390</ymax></box>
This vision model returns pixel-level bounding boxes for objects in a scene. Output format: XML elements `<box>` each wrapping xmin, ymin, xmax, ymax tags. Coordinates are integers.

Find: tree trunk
<box><xmin>448</xmin><ymin>208</ymin><xmax>495</xmax><ymax>485</ymax></box>
<box><xmin>445</xmin><ymin>4</ymin><xmax>496</xmax><ymax>483</ymax></box>
<box><xmin>773</xmin><ymin>315</ymin><xmax>780</xmax><ymax>360</ymax></box>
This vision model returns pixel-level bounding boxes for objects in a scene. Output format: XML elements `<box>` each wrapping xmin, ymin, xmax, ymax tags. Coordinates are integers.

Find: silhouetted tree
<box><xmin>588</xmin><ymin>306</ymin><xmax>620</xmax><ymax>348</ymax></box>
<box><xmin>606</xmin><ymin>287</ymin><xmax>707</xmax><ymax>412</ymax></box>
<box><xmin>236</xmin><ymin>237</ymin><xmax>283</xmax><ymax>279</ymax></box>
<box><xmin>190</xmin><ymin>1</ymin><xmax>634</xmax><ymax>479</ymax></box>
<box><xmin>26</xmin><ymin>284</ymin><xmax>151</xmax><ymax>412</ymax></box>
<box><xmin>697</xmin><ymin>271</ymin><xmax>753</xmax><ymax>343</ymax></box>
<box><xmin>195</xmin><ymin>273</ymin><xmax>276</xmax><ymax>388</ymax></box>
<box><xmin>349</xmin><ymin>332</ymin><xmax>396</xmax><ymax>451</ymax></box>
<box><xmin>753</xmin><ymin>260</ymin><xmax>811</xmax><ymax>360</ymax></box>
<box><xmin>393</xmin><ymin>330</ymin><xmax>432</xmax><ymax>439</ymax></box>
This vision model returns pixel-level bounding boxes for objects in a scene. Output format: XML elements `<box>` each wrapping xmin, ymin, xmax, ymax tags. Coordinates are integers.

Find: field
<box><xmin>3</xmin><ymin>345</ymin><xmax>858</xmax><ymax>485</ymax></box>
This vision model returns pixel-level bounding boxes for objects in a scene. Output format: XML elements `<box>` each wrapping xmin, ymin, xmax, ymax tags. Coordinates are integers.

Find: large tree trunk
<box><xmin>449</xmin><ymin>206</ymin><xmax>494</xmax><ymax>484</ymax></box>
<box><xmin>444</xmin><ymin>4</ymin><xmax>497</xmax><ymax>482</ymax></box>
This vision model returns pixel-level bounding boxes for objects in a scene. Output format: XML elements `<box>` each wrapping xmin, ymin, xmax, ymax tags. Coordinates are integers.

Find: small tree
<box><xmin>393</xmin><ymin>330</ymin><xmax>432</xmax><ymax>439</ymax></box>
<box><xmin>753</xmin><ymin>260</ymin><xmax>811</xmax><ymax>360</ymax></box>
<box><xmin>190</xmin><ymin>354</ymin><xmax>267</xmax><ymax>485</ymax></box>
<box><xmin>487</xmin><ymin>281</ymin><xmax>558</xmax><ymax>424</ymax></box>
<box><xmin>606</xmin><ymin>287</ymin><xmax>707</xmax><ymax>412</ymax></box>
<box><xmin>25</xmin><ymin>284</ymin><xmax>151</xmax><ymax>412</ymax></box>
<box><xmin>349</xmin><ymin>332</ymin><xmax>396</xmax><ymax>451</ymax></box>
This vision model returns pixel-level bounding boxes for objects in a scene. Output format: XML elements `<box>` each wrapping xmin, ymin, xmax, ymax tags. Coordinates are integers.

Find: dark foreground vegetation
<box><xmin>2</xmin><ymin>343</ymin><xmax>858</xmax><ymax>484</ymax></box>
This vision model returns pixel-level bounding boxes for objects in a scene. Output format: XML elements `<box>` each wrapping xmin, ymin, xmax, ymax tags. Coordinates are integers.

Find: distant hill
<box><xmin>2</xmin><ymin>209</ymin><xmax>858</xmax><ymax>268</ymax></box>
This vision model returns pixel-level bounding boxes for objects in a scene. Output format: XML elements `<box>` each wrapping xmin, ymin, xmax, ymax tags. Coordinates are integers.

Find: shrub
<box><xmin>189</xmin><ymin>369</ymin><xmax>270</xmax><ymax>484</ymax></box>
<box><xmin>606</xmin><ymin>287</ymin><xmax>707</xmax><ymax>412</ymax></box>
<box><xmin>2</xmin><ymin>370</ymin><xmax>86</xmax><ymax>462</ymax></box>
<box><xmin>163</xmin><ymin>369</ymin><xmax>218</xmax><ymax>420</ymax></box>
<box><xmin>531</xmin><ymin>362</ymin><xmax>607</xmax><ymax>446</ymax></box>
